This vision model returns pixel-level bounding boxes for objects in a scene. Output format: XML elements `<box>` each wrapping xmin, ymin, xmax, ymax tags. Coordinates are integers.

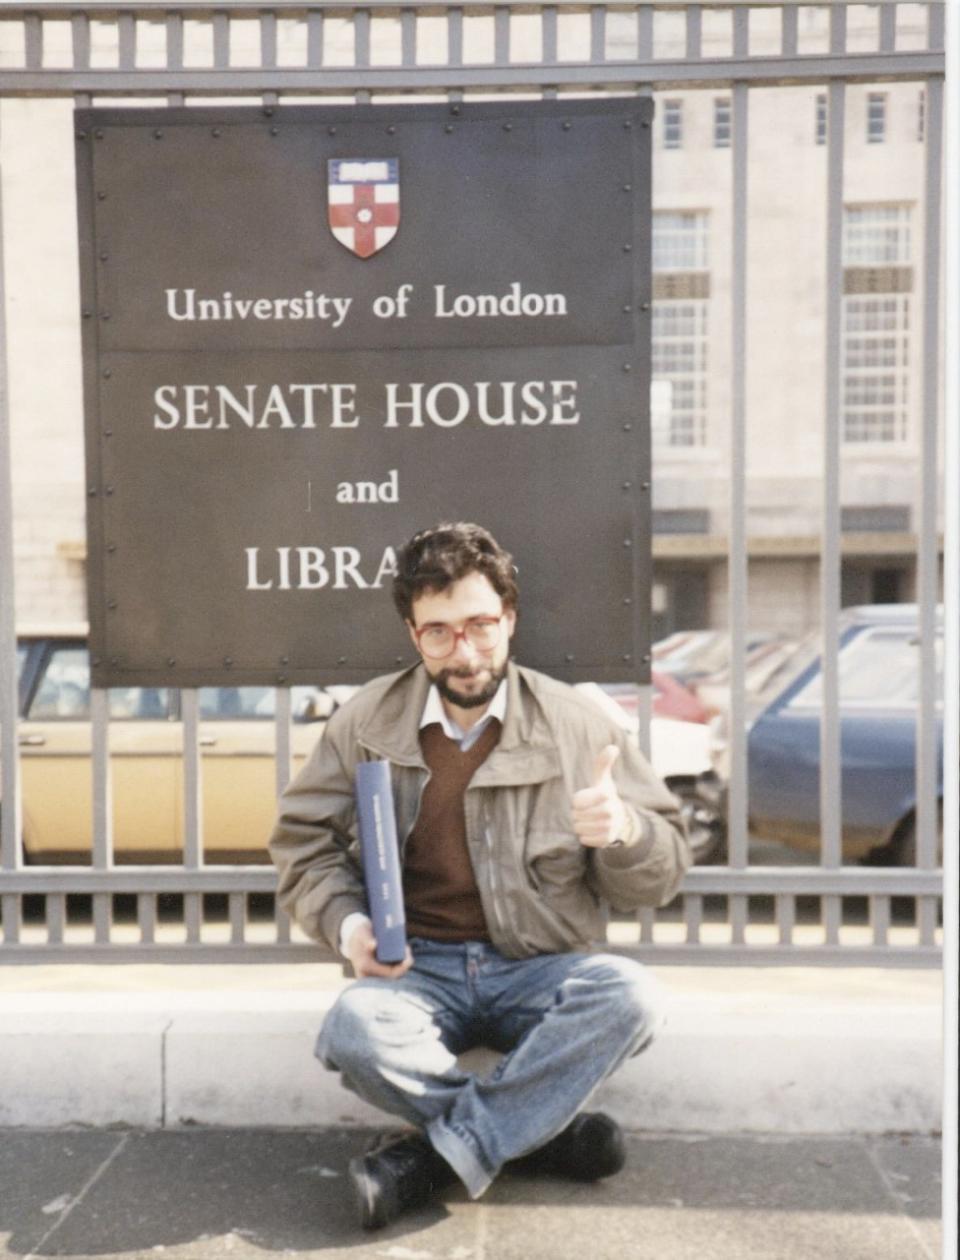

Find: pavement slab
<box><xmin>0</xmin><ymin>1130</ymin><xmax>942</xmax><ymax>1260</ymax></box>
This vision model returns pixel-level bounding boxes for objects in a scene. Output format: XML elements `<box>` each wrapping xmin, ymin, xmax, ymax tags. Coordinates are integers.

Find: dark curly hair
<box><xmin>392</xmin><ymin>522</ymin><xmax>519</xmax><ymax>623</ymax></box>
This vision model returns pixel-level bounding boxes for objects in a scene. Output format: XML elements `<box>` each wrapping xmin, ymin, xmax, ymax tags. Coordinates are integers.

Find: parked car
<box><xmin>5</xmin><ymin>631</ymin><xmax>724</xmax><ymax>864</ymax></box>
<box><xmin>10</xmin><ymin>627</ymin><xmax>334</xmax><ymax>863</ymax></box>
<box><xmin>746</xmin><ymin>606</ymin><xmax>944</xmax><ymax>865</ymax></box>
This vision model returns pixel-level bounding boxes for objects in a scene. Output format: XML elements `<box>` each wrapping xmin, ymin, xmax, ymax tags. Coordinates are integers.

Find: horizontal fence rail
<box><xmin>0</xmin><ymin>0</ymin><xmax>947</xmax><ymax>966</ymax></box>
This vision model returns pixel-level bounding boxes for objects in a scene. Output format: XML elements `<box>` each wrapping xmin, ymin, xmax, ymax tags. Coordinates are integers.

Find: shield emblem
<box><xmin>327</xmin><ymin>159</ymin><xmax>400</xmax><ymax>259</ymax></box>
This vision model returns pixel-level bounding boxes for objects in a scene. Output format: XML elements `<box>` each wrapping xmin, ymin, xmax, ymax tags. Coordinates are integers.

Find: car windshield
<box><xmin>788</xmin><ymin>628</ymin><xmax>943</xmax><ymax>710</ymax></box>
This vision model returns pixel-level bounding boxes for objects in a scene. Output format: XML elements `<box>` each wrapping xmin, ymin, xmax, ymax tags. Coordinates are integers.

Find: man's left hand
<box><xmin>572</xmin><ymin>744</ymin><xmax>630</xmax><ymax>848</ymax></box>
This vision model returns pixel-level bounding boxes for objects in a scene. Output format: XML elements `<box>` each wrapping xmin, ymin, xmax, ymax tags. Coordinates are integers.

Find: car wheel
<box><xmin>667</xmin><ymin>776</ymin><xmax>727</xmax><ymax>865</ymax></box>
<box><xmin>891</xmin><ymin>811</ymin><xmax>944</xmax><ymax>868</ymax></box>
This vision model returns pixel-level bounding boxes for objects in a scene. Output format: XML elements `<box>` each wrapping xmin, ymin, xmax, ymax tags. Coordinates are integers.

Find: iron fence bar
<box><xmin>0</xmin><ymin>0</ymin><xmax>940</xmax><ymax>12</ymax></box>
<box><xmin>2</xmin><ymin>892</ymin><xmax>21</xmax><ymax>944</ymax></box>
<box><xmin>494</xmin><ymin>5</ymin><xmax>510</xmax><ymax>64</ymax></box>
<box><xmin>24</xmin><ymin>13</ymin><xmax>43</xmax><ymax>68</ymax></box>
<box><xmin>212</xmin><ymin>9</ymin><xmax>229</xmax><ymax>66</ymax></box>
<box><xmin>260</xmin><ymin>9</ymin><xmax>278</xmax><ymax>66</ymax></box>
<box><xmin>776</xmin><ymin>892</ymin><xmax>795</xmax><ymax>945</ymax></box>
<box><xmin>447</xmin><ymin>6</ymin><xmax>463</xmax><ymax>66</ymax></box>
<box><xmin>166</xmin><ymin>9</ymin><xmax>183</xmax><ymax>67</ymax></box>
<box><xmin>731</xmin><ymin>3</ymin><xmax>748</xmax><ymax>57</ymax></box>
<box><xmin>589</xmin><ymin>3</ymin><xmax>604</xmax><ymax>62</ymax></box>
<box><xmin>0</xmin><ymin>865</ymin><xmax>944</xmax><ymax>896</ymax></box>
<box><xmin>306</xmin><ymin>8</ymin><xmax>323</xmax><ymax>65</ymax></box>
<box><xmin>781</xmin><ymin>2</ymin><xmax>797</xmax><ymax>56</ymax></box>
<box><xmin>729</xmin><ymin>892</ymin><xmax>746</xmax><ymax>944</ymax></box>
<box><xmin>727</xmin><ymin>76</ymin><xmax>748</xmax><ymax>869</ymax></box>
<box><xmin>401</xmin><ymin>7</ymin><xmax>415</xmax><ymax>67</ymax></box>
<box><xmin>138</xmin><ymin>891</ymin><xmax>156</xmax><ymax>943</ymax></box>
<box><xmin>0</xmin><ymin>51</ymin><xmax>946</xmax><ymax>94</ymax></box>
<box><xmin>542</xmin><ymin>4</ymin><xmax>556</xmax><ymax>62</ymax></box>
<box><xmin>916</xmin><ymin>70</ymin><xmax>942</xmax><ymax>872</ymax></box>
<box><xmin>48</xmin><ymin>892</ymin><xmax>66</xmax><ymax>944</ymax></box>
<box><xmin>685</xmin><ymin>892</ymin><xmax>702</xmax><ymax>943</ymax></box>
<box><xmin>71</xmin><ymin>10</ymin><xmax>90</xmax><ymax>66</ymax></box>
<box><xmin>685</xmin><ymin>2</ymin><xmax>700</xmax><ymax>60</ymax></box>
<box><xmin>118</xmin><ymin>10</ymin><xmax>135</xmax><ymax>67</ymax></box>
<box><xmin>820</xmin><ymin>22</ymin><xmax>845</xmax><ymax>874</ymax></box>
<box><xmin>274</xmin><ymin>686</ymin><xmax>292</xmax><ymax>801</ymax></box>
<box><xmin>943</xmin><ymin>0</ymin><xmax>960</xmax><ymax>1241</ymax></box>
<box><xmin>878</xmin><ymin>2</ymin><xmax>896</xmax><ymax>53</ymax></box>
<box><xmin>871</xmin><ymin>894</ymin><xmax>889</xmax><ymax>947</ymax></box>
<box><xmin>90</xmin><ymin>688</ymin><xmax>114</xmax><ymax>867</ymax></box>
<box><xmin>355</xmin><ymin>7</ymin><xmax>371</xmax><ymax>66</ymax></box>
<box><xmin>0</xmin><ymin>99</ymin><xmax>22</xmax><ymax>877</ymax></box>
<box><xmin>636</xmin><ymin>4</ymin><xmax>652</xmax><ymax>60</ymax></box>
<box><xmin>181</xmin><ymin>688</ymin><xmax>203</xmax><ymax>868</ymax></box>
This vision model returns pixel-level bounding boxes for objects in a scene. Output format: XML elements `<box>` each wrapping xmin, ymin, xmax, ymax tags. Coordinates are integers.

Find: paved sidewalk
<box><xmin>0</xmin><ymin>1128</ymin><xmax>942</xmax><ymax>1260</ymax></box>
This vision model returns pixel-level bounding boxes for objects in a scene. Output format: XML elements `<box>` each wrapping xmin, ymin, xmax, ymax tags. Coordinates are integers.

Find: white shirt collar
<box><xmin>420</xmin><ymin>679</ymin><xmax>508</xmax><ymax>751</ymax></box>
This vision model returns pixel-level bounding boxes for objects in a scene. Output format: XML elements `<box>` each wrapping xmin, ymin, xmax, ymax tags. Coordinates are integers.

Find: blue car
<box><xmin>747</xmin><ymin>606</ymin><xmax>944</xmax><ymax>865</ymax></box>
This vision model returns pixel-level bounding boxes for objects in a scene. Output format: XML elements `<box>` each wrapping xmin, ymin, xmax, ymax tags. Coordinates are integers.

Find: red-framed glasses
<box><xmin>414</xmin><ymin>615</ymin><xmax>504</xmax><ymax>660</ymax></box>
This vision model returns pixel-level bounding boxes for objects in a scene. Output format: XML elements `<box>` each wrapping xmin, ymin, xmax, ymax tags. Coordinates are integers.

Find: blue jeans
<box><xmin>316</xmin><ymin>938</ymin><xmax>666</xmax><ymax>1198</ymax></box>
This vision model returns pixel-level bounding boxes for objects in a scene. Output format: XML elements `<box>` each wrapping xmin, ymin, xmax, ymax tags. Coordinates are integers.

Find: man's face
<box><xmin>408</xmin><ymin>572</ymin><xmax>516</xmax><ymax>709</ymax></box>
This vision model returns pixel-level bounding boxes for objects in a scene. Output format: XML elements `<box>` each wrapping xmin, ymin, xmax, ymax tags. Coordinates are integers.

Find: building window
<box><xmin>867</xmin><ymin>92</ymin><xmax>886</xmax><ymax>144</ymax></box>
<box><xmin>842</xmin><ymin>295</ymin><xmax>910</xmax><ymax>443</ymax></box>
<box><xmin>652</xmin><ymin>301</ymin><xmax>708</xmax><ymax>447</ymax></box>
<box><xmin>713</xmin><ymin>98</ymin><xmax>731</xmax><ymax>148</ymax></box>
<box><xmin>918</xmin><ymin>89</ymin><xmax>925</xmax><ymax>142</ymax></box>
<box><xmin>843</xmin><ymin>204</ymin><xmax>911</xmax><ymax>266</ymax></box>
<box><xmin>663</xmin><ymin>100</ymin><xmax>683</xmax><ymax>149</ymax></box>
<box><xmin>653</xmin><ymin>210</ymin><xmax>709</xmax><ymax>272</ymax></box>
<box><xmin>816</xmin><ymin>93</ymin><xmax>827</xmax><ymax>145</ymax></box>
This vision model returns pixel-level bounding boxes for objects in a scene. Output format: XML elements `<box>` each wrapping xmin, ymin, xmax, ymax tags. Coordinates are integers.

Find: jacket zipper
<box><xmin>480</xmin><ymin>796</ymin><xmax>524</xmax><ymax>955</ymax></box>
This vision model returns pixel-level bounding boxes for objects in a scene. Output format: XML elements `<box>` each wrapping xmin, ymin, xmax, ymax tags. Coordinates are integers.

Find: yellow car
<box><xmin>12</xmin><ymin>627</ymin><xmax>334</xmax><ymax>864</ymax></box>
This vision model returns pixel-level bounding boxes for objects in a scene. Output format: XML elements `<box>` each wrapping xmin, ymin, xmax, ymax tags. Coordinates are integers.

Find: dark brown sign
<box><xmin>76</xmin><ymin>99</ymin><xmax>653</xmax><ymax>687</ymax></box>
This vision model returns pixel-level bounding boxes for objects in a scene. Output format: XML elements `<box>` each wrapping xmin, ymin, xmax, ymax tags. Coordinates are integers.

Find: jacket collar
<box><xmin>356</xmin><ymin>660</ymin><xmax>560</xmax><ymax>780</ymax></box>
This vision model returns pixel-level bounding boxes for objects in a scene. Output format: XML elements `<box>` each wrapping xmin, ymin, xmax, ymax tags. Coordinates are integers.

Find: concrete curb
<box><xmin>0</xmin><ymin>966</ymin><xmax>943</xmax><ymax>1133</ymax></box>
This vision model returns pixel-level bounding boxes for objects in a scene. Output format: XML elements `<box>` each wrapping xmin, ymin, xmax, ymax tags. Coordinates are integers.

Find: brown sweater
<box><xmin>402</xmin><ymin>719</ymin><xmax>501</xmax><ymax>941</ymax></box>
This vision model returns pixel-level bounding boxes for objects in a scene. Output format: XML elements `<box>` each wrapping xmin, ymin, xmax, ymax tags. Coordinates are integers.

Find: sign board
<box><xmin>76</xmin><ymin>100</ymin><xmax>653</xmax><ymax>687</ymax></box>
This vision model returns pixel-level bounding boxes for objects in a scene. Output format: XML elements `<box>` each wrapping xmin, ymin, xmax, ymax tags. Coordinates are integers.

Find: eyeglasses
<box><xmin>414</xmin><ymin>615</ymin><xmax>504</xmax><ymax>660</ymax></box>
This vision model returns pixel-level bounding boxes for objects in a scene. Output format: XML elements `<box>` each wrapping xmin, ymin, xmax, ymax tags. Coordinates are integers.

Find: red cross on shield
<box><xmin>328</xmin><ymin>159</ymin><xmax>400</xmax><ymax>259</ymax></box>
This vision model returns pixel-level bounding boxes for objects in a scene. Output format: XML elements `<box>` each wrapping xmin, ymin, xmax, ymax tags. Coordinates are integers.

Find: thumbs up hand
<box><xmin>571</xmin><ymin>744</ymin><xmax>630</xmax><ymax>849</ymax></box>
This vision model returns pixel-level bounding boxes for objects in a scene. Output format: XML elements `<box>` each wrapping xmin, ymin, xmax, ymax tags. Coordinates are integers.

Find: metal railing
<box><xmin>0</xmin><ymin>1</ymin><xmax>947</xmax><ymax>965</ymax></box>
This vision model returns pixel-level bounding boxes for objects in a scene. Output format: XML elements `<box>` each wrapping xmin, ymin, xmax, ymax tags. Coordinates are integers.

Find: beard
<box><xmin>431</xmin><ymin>660</ymin><xmax>509</xmax><ymax>709</ymax></box>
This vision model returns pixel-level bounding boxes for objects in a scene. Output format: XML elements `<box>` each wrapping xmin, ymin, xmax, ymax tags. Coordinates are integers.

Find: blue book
<box><xmin>355</xmin><ymin>760</ymin><xmax>407</xmax><ymax>964</ymax></box>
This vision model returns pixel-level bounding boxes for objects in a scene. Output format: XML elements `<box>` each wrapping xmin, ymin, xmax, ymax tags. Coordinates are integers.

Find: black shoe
<box><xmin>349</xmin><ymin>1131</ymin><xmax>455</xmax><ymax>1230</ymax></box>
<box><xmin>512</xmin><ymin>1112</ymin><xmax>626</xmax><ymax>1182</ymax></box>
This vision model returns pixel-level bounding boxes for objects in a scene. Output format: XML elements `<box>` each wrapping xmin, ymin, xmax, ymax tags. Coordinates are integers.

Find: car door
<box><xmin>18</xmin><ymin>641</ymin><xmax>181</xmax><ymax>862</ymax></box>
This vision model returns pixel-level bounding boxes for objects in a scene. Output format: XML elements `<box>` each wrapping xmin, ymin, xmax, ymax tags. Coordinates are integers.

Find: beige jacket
<box><xmin>269</xmin><ymin>661</ymin><xmax>690</xmax><ymax>958</ymax></box>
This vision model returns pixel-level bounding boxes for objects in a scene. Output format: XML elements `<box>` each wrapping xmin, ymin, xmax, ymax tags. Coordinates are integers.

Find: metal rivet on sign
<box><xmin>105</xmin><ymin>485</ymin><xmax>114</xmax><ymax>495</ymax></box>
<box><xmin>212</xmin><ymin>128</ymin><xmax>222</xmax><ymax>138</ymax></box>
<box><xmin>76</xmin><ymin>131</ymin><xmax>87</xmax><ymax>141</ymax></box>
<box><xmin>503</xmin><ymin>122</ymin><xmax>513</xmax><ymax>131</ymax></box>
<box><xmin>623</xmin><ymin>654</ymin><xmax>632</xmax><ymax>663</ymax></box>
<box><xmin>450</xmin><ymin>105</ymin><xmax>461</xmax><ymax>115</ymax></box>
<box><xmin>622</xmin><ymin>363</ymin><xmax>632</xmax><ymax>372</ymax></box>
<box><xmin>82</xmin><ymin>310</ymin><xmax>92</xmax><ymax>319</ymax></box>
<box><xmin>167</xmin><ymin>657</ymin><xmax>176</xmax><ymax>667</ymax></box>
<box><xmin>102</xmin><ymin>369</ymin><xmax>111</xmax><ymax>378</ymax></box>
<box><xmin>153</xmin><ymin>130</ymin><xmax>163</xmax><ymax>139</ymax></box>
<box><xmin>623</xmin><ymin>423</ymin><xmax>633</xmax><ymax>431</ymax></box>
<box><xmin>562</xmin><ymin>121</ymin><xmax>572</xmax><ymax>130</ymax></box>
<box><xmin>224</xmin><ymin>657</ymin><xmax>233</xmax><ymax>667</ymax></box>
<box><xmin>88</xmin><ymin>487</ymin><xmax>98</xmax><ymax>497</ymax></box>
<box><xmin>565</xmin><ymin>654</ymin><xmax>575</xmax><ymax>663</ymax></box>
<box><xmin>641</xmin><ymin>481</ymin><xmax>651</xmax><ymax>490</ymax></box>
<box><xmin>640</xmin><ymin>302</ymin><xmax>650</xmax><ymax>311</ymax></box>
<box><xmin>622</xmin><ymin>481</ymin><xmax>632</xmax><ymax>489</ymax></box>
<box><xmin>623</xmin><ymin>244</ymin><xmax>632</xmax><ymax>253</ymax></box>
<box><xmin>97</xmin><ymin>191</ymin><xmax>107</xmax><ymax>200</ymax></box>
<box><xmin>280</xmin><ymin>656</ymin><xmax>289</xmax><ymax>666</ymax></box>
<box><xmin>623</xmin><ymin>120</ymin><xmax>633</xmax><ymax>130</ymax></box>
<box><xmin>622</xmin><ymin>183</ymin><xmax>632</xmax><ymax>192</ymax></box>
<box><xmin>643</xmin><ymin>653</ymin><xmax>652</xmax><ymax>664</ymax></box>
<box><xmin>623</xmin><ymin>597</ymin><xmax>633</xmax><ymax>606</ymax></box>
<box><xmin>101</xmin><ymin>312</ymin><xmax>111</xmax><ymax>320</ymax></box>
<box><xmin>338</xmin><ymin>656</ymin><xmax>346</xmax><ymax>665</ymax></box>
<box><xmin>264</xmin><ymin>106</ymin><xmax>275</xmax><ymax>117</ymax></box>
<box><xmin>328</xmin><ymin>126</ymin><xmax>337</xmax><ymax>135</ymax></box>
<box><xmin>445</xmin><ymin>124</ymin><xmax>454</xmax><ymax>133</ymax></box>
<box><xmin>395</xmin><ymin>656</ymin><xmax>403</xmax><ymax>664</ymax></box>
<box><xmin>111</xmin><ymin>657</ymin><xmax>119</xmax><ymax>666</ymax></box>
<box><xmin>623</xmin><ymin>538</ymin><xmax>632</xmax><ymax>547</ymax></box>
<box><xmin>387</xmin><ymin>125</ymin><xmax>396</xmax><ymax>135</ymax></box>
<box><xmin>277</xmin><ymin>674</ymin><xmax>287</xmax><ymax>684</ymax></box>
<box><xmin>95</xmin><ymin>130</ymin><xmax>104</xmax><ymax>139</ymax></box>
<box><xmin>642</xmin><ymin>120</ymin><xmax>650</xmax><ymax>129</ymax></box>
<box><xmin>107</xmin><ymin>544</ymin><xmax>116</xmax><ymax>553</ymax></box>
<box><xmin>107</xmin><ymin>600</ymin><xmax>117</xmax><ymax>610</ymax></box>
<box><xmin>270</xmin><ymin>127</ymin><xmax>279</xmax><ymax>136</ymax></box>
<box><xmin>623</xmin><ymin>304</ymin><xmax>632</xmax><ymax>313</ymax></box>
<box><xmin>92</xmin><ymin>656</ymin><xmax>102</xmax><ymax>667</ymax></box>
<box><xmin>104</xmin><ymin>429</ymin><xmax>113</xmax><ymax>438</ymax></box>
<box><xmin>99</xmin><ymin>252</ymin><xmax>109</xmax><ymax>262</ymax></box>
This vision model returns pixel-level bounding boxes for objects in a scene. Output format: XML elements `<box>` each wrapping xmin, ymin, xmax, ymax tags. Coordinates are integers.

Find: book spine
<box><xmin>355</xmin><ymin>759</ymin><xmax>407</xmax><ymax>964</ymax></box>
